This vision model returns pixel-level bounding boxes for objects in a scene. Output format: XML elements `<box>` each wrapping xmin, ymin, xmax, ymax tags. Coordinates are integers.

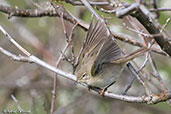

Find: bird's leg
<box><xmin>100</xmin><ymin>81</ymin><xmax>115</xmax><ymax>96</ymax></box>
<box><xmin>88</xmin><ymin>86</ymin><xmax>91</xmax><ymax>91</ymax></box>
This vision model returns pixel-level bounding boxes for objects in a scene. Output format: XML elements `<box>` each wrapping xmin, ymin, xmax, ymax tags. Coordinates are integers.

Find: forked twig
<box><xmin>50</xmin><ymin>6</ymin><xmax>78</xmax><ymax>113</ymax></box>
<box><xmin>0</xmin><ymin>25</ymin><xmax>171</xmax><ymax>104</ymax></box>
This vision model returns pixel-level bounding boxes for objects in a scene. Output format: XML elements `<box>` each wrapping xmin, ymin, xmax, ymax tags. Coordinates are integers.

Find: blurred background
<box><xmin>0</xmin><ymin>0</ymin><xmax>171</xmax><ymax>114</ymax></box>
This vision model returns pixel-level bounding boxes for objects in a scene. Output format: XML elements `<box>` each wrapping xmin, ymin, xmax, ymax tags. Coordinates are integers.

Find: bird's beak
<box><xmin>76</xmin><ymin>78</ymin><xmax>81</xmax><ymax>83</ymax></box>
<box><xmin>75</xmin><ymin>78</ymin><xmax>80</xmax><ymax>85</ymax></box>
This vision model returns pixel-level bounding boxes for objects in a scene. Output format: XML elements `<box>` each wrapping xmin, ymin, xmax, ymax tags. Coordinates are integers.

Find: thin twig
<box><xmin>30</xmin><ymin>0</ymin><xmax>40</xmax><ymax>8</ymax></box>
<box><xmin>0</xmin><ymin>4</ymin><xmax>88</xmax><ymax>29</ymax></box>
<box><xmin>123</xmin><ymin>23</ymin><xmax>165</xmax><ymax>39</ymax></box>
<box><xmin>111</xmin><ymin>31</ymin><xmax>167</xmax><ymax>56</ymax></box>
<box><xmin>149</xmin><ymin>8</ymin><xmax>171</xmax><ymax>12</ymax></box>
<box><xmin>127</xmin><ymin>63</ymin><xmax>152</xmax><ymax>96</ymax></box>
<box><xmin>132</xmin><ymin>5</ymin><xmax>171</xmax><ymax>56</ymax></box>
<box><xmin>0</xmin><ymin>26</ymin><xmax>31</xmax><ymax>56</ymax></box>
<box><xmin>11</xmin><ymin>94</ymin><xmax>23</xmax><ymax>111</ymax></box>
<box><xmin>65</xmin><ymin>0</ymin><xmax>109</xmax><ymax>6</ymax></box>
<box><xmin>0</xmin><ymin>29</ymin><xmax>171</xmax><ymax>104</ymax></box>
<box><xmin>122</xmin><ymin>76</ymin><xmax>136</xmax><ymax>95</ymax></box>
<box><xmin>151</xmin><ymin>0</ymin><xmax>160</xmax><ymax>18</ymax></box>
<box><xmin>137</xmin><ymin>41</ymin><xmax>154</xmax><ymax>74</ymax></box>
<box><xmin>138</xmin><ymin>52</ymin><xmax>149</xmax><ymax>73</ymax></box>
<box><xmin>0</xmin><ymin>5</ymin><xmax>168</xmax><ymax>56</ymax></box>
<box><xmin>149</xmin><ymin>54</ymin><xmax>168</xmax><ymax>91</ymax></box>
<box><xmin>161</xmin><ymin>17</ymin><xmax>171</xmax><ymax>33</ymax></box>
<box><xmin>0</xmin><ymin>26</ymin><xmax>77</xmax><ymax>80</ymax></box>
<box><xmin>68</xmin><ymin>24</ymin><xmax>79</xmax><ymax>73</ymax></box>
<box><xmin>50</xmin><ymin>10</ymin><xmax>78</xmax><ymax>114</ymax></box>
<box><xmin>50</xmin><ymin>44</ymin><xmax>70</xmax><ymax>114</ymax></box>
<box><xmin>80</xmin><ymin>0</ymin><xmax>101</xmax><ymax>20</ymax></box>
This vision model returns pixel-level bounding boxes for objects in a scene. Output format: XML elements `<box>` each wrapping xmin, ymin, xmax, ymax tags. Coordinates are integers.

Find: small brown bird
<box><xmin>77</xmin><ymin>19</ymin><xmax>147</xmax><ymax>94</ymax></box>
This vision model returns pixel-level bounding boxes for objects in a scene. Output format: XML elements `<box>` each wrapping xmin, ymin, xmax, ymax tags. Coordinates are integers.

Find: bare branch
<box><xmin>151</xmin><ymin>0</ymin><xmax>160</xmax><ymax>18</ymax></box>
<box><xmin>108</xmin><ymin>1</ymin><xmax>171</xmax><ymax>56</ymax></box>
<box><xmin>0</xmin><ymin>4</ymin><xmax>168</xmax><ymax>57</ymax></box>
<box><xmin>0</xmin><ymin>23</ymin><xmax>171</xmax><ymax>104</ymax></box>
<box><xmin>0</xmin><ymin>2</ymin><xmax>171</xmax><ymax>105</ymax></box>
<box><xmin>50</xmin><ymin>11</ymin><xmax>78</xmax><ymax>114</ymax></box>
<box><xmin>11</xmin><ymin>94</ymin><xmax>23</xmax><ymax>111</ymax></box>
<box><xmin>80</xmin><ymin>0</ymin><xmax>101</xmax><ymax>19</ymax></box>
<box><xmin>0</xmin><ymin>4</ymin><xmax>88</xmax><ymax>29</ymax></box>
<box><xmin>65</xmin><ymin>0</ymin><xmax>109</xmax><ymax>6</ymax></box>
<box><xmin>149</xmin><ymin>54</ymin><xmax>168</xmax><ymax>91</ymax></box>
<box><xmin>0</xmin><ymin>26</ymin><xmax>31</xmax><ymax>56</ymax></box>
<box><xmin>131</xmin><ymin>5</ymin><xmax>171</xmax><ymax>56</ymax></box>
<box><xmin>149</xmin><ymin>8</ymin><xmax>171</xmax><ymax>12</ymax></box>
<box><xmin>161</xmin><ymin>17</ymin><xmax>171</xmax><ymax>33</ymax></box>
<box><xmin>116</xmin><ymin>2</ymin><xmax>140</xmax><ymax>18</ymax></box>
<box><xmin>111</xmin><ymin>31</ymin><xmax>167</xmax><ymax>56</ymax></box>
<box><xmin>122</xmin><ymin>76</ymin><xmax>136</xmax><ymax>95</ymax></box>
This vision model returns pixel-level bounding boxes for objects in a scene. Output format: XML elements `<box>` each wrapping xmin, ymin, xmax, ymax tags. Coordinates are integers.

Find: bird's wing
<box><xmin>83</xmin><ymin>20</ymin><xmax>123</xmax><ymax>76</ymax></box>
<box><xmin>82</xmin><ymin>19</ymin><xmax>109</xmax><ymax>58</ymax></box>
<box><xmin>95</xmin><ymin>35</ymin><xmax>123</xmax><ymax>64</ymax></box>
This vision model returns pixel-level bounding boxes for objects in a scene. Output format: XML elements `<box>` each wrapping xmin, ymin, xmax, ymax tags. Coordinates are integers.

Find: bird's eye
<box><xmin>82</xmin><ymin>73</ymin><xmax>87</xmax><ymax>79</ymax></box>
